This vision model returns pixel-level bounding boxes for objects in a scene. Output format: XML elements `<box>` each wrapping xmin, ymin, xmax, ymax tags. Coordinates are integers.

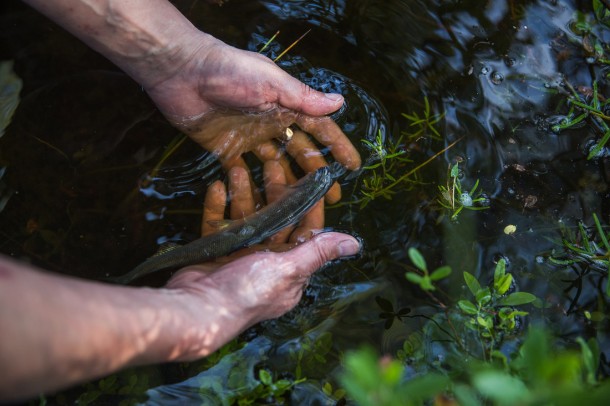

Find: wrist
<box><xmin>131</xmin><ymin>284</ymin><xmax>254</xmax><ymax>364</ymax></box>
<box><xmin>23</xmin><ymin>0</ymin><xmax>215</xmax><ymax>90</ymax></box>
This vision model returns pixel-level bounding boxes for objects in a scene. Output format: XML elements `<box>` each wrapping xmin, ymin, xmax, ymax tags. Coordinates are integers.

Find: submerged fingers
<box><xmin>263</xmin><ymin>161</ymin><xmax>294</xmax><ymax>244</ymax></box>
<box><xmin>285</xmin><ymin>129</ymin><xmax>342</xmax><ymax>204</ymax></box>
<box><xmin>202</xmin><ymin>180</ymin><xmax>227</xmax><ymax>236</ymax></box>
<box><xmin>295</xmin><ymin>115</ymin><xmax>361</xmax><ymax>170</ymax></box>
<box><xmin>228</xmin><ymin>167</ymin><xmax>256</xmax><ymax>219</ymax></box>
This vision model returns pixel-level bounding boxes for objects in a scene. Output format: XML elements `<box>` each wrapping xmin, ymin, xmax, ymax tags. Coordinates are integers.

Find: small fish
<box><xmin>111</xmin><ymin>162</ymin><xmax>345</xmax><ymax>284</ymax></box>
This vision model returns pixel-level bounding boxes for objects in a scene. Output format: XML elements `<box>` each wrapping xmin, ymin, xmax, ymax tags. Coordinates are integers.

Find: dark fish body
<box><xmin>112</xmin><ymin>163</ymin><xmax>344</xmax><ymax>284</ymax></box>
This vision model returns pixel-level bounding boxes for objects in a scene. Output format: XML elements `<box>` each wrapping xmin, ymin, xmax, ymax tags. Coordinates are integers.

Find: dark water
<box><xmin>1</xmin><ymin>0</ymin><xmax>609</xmax><ymax>404</ymax></box>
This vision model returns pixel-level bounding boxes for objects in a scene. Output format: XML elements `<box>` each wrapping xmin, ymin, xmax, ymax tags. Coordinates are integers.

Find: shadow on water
<box><xmin>1</xmin><ymin>0</ymin><xmax>610</xmax><ymax>403</ymax></box>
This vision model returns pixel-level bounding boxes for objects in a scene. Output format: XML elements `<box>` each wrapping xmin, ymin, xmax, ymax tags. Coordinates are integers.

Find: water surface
<box><xmin>1</xmin><ymin>0</ymin><xmax>609</xmax><ymax>403</ymax></box>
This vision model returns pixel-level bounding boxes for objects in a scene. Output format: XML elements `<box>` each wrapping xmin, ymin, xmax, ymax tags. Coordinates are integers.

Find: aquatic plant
<box><xmin>339</xmin><ymin>250</ymin><xmax>610</xmax><ymax>405</ymax></box>
<box><xmin>458</xmin><ymin>258</ymin><xmax>536</xmax><ymax>348</ymax></box>
<box><xmin>404</xmin><ymin>247</ymin><xmax>452</xmax><ymax>292</ymax></box>
<box><xmin>549</xmin><ymin>1</ymin><xmax>610</xmax><ymax>158</ymax></box>
<box><xmin>340</xmin><ymin>327</ymin><xmax>610</xmax><ymax>406</ymax></box>
<box><xmin>551</xmin><ymin>80</ymin><xmax>610</xmax><ymax>159</ymax></box>
<box><xmin>404</xmin><ymin>250</ymin><xmax>536</xmax><ymax>358</ymax></box>
<box><xmin>236</xmin><ymin>369</ymin><xmax>305</xmax><ymax>406</ymax></box>
<box><xmin>356</xmin><ymin>128</ymin><xmax>416</xmax><ymax>207</ymax></box>
<box><xmin>548</xmin><ymin>213</ymin><xmax>610</xmax><ymax>296</ymax></box>
<box><xmin>290</xmin><ymin>332</ymin><xmax>333</xmax><ymax>380</ymax></box>
<box><xmin>437</xmin><ymin>162</ymin><xmax>489</xmax><ymax>220</ymax></box>
<box><xmin>400</xmin><ymin>96</ymin><xmax>445</xmax><ymax>142</ymax></box>
<box><xmin>331</xmin><ymin>97</ymin><xmax>451</xmax><ymax>208</ymax></box>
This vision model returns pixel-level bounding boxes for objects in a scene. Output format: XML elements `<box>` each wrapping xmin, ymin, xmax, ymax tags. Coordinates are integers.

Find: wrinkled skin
<box><xmin>145</xmin><ymin>36</ymin><xmax>361</xmax><ymax>205</ymax></box>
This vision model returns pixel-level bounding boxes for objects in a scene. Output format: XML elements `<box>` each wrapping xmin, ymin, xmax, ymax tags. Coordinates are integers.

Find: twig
<box><xmin>274</xmin><ymin>29</ymin><xmax>311</xmax><ymax>62</ymax></box>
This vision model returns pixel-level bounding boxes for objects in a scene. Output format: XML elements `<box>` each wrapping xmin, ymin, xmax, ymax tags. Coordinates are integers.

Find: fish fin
<box><xmin>152</xmin><ymin>242</ymin><xmax>181</xmax><ymax>257</ymax></box>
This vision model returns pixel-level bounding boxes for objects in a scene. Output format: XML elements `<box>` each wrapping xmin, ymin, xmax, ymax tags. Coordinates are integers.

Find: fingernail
<box><xmin>337</xmin><ymin>238</ymin><xmax>360</xmax><ymax>257</ymax></box>
<box><xmin>324</xmin><ymin>93</ymin><xmax>343</xmax><ymax>102</ymax></box>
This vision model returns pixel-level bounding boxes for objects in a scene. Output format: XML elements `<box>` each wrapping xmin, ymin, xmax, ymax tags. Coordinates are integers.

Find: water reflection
<box><xmin>1</xmin><ymin>0</ymin><xmax>610</xmax><ymax>403</ymax></box>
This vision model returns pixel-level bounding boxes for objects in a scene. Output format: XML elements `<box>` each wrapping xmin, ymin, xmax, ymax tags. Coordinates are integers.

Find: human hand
<box><xmin>145</xmin><ymin>34</ymin><xmax>361</xmax><ymax>203</ymax></box>
<box><xmin>202</xmin><ymin>161</ymin><xmax>325</xmax><ymax>245</ymax></box>
<box><xmin>162</xmin><ymin>165</ymin><xmax>360</xmax><ymax>360</ymax></box>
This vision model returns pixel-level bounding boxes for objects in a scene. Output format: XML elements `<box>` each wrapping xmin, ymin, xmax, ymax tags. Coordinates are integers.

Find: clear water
<box><xmin>1</xmin><ymin>0</ymin><xmax>609</xmax><ymax>403</ymax></box>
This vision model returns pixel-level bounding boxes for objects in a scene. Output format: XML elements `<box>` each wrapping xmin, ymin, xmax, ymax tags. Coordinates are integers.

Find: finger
<box><xmin>263</xmin><ymin>161</ymin><xmax>294</xmax><ymax>244</ymax></box>
<box><xmin>289</xmin><ymin>198</ymin><xmax>324</xmax><ymax>243</ymax></box>
<box><xmin>285</xmin><ymin>130</ymin><xmax>341</xmax><ymax>204</ymax></box>
<box><xmin>201</xmin><ymin>180</ymin><xmax>227</xmax><ymax>236</ymax></box>
<box><xmin>272</xmin><ymin>73</ymin><xmax>345</xmax><ymax>116</ymax></box>
<box><xmin>296</xmin><ymin>115</ymin><xmax>362</xmax><ymax>170</ymax></box>
<box><xmin>278</xmin><ymin>232</ymin><xmax>361</xmax><ymax>279</ymax></box>
<box><xmin>228</xmin><ymin>167</ymin><xmax>256</xmax><ymax>219</ymax></box>
<box><xmin>220</xmin><ymin>155</ymin><xmax>264</xmax><ymax>207</ymax></box>
<box><xmin>253</xmin><ymin>141</ymin><xmax>298</xmax><ymax>185</ymax></box>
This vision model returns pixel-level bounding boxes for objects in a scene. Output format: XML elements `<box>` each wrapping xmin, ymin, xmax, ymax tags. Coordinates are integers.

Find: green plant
<box><xmin>404</xmin><ymin>247</ymin><xmax>452</xmax><ymax>291</ymax></box>
<box><xmin>290</xmin><ymin>332</ymin><xmax>333</xmax><ymax>380</ymax></box>
<box><xmin>437</xmin><ymin>162</ymin><xmax>489</xmax><ymax>220</ymax></box>
<box><xmin>353</xmin><ymin>129</ymin><xmax>417</xmax><ymax>208</ymax></box>
<box><xmin>376</xmin><ymin>296</ymin><xmax>411</xmax><ymax>329</ymax></box>
<box><xmin>401</xmin><ymin>96</ymin><xmax>445</xmax><ymax>141</ymax></box>
<box><xmin>236</xmin><ymin>369</ymin><xmax>305</xmax><ymax>406</ymax></box>
<box><xmin>337</xmin><ymin>99</ymin><xmax>455</xmax><ymax>209</ymax></box>
<box><xmin>340</xmin><ymin>347</ymin><xmax>449</xmax><ymax>406</ymax></box>
<box><xmin>548</xmin><ymin>213</ymin><xmax>610</xmax><ymax>295</ymax></box>
<box><xmin>458</xmin><ymin>259</ymin><xmax>537</xmax><ymax>351</ymax></box>
<box><xmin>340</xmin><ymin>327</ymin><xmax>610</xmax><ymax>406</ymax></box>
<box><xmin>551</xmin><ymin>81</ymin><xmax>610</xmax><ymax>158</ymax></box>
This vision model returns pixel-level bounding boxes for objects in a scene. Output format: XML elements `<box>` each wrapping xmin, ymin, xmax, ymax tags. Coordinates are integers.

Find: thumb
<box><xmin>279</xmin><ymin>232</ymin><xmax>361</xmax><ymax>276</ymax></box>
<box><xmin>276</xmin><ymin>74</ymin><xmax>344</xmax><ymax>116</ymax></box>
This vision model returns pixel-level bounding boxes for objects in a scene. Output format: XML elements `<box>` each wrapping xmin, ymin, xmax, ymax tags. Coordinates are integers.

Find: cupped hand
<box><xmin>162</xmin><ymin>164</ymin><xmax>360</xmax><ymax>360</ymax></box>
<box><xmin>145</xmin><ymin>34</ymin><xmax>360</xmax><ymax>203</ymax></box>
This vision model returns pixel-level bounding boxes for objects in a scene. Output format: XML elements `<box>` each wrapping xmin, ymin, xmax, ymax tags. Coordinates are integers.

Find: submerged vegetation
<box><xmin>2</xmin><ymin>0</ymin><xmax>610</xmax><ymax>405</ymax></box>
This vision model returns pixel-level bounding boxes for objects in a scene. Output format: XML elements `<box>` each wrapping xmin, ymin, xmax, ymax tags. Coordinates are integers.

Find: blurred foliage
<box><xmin>341</xmin><ymin>249</ymin><xmax>610</xmax><ymax>406</ymax></box>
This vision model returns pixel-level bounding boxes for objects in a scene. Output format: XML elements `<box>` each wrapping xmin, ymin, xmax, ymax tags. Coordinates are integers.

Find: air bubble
<box><xmin>480</xmin><ymin>66</ymin><xmax>490</xmax><ymax>75</ymax></box>
<box><xmin>490</xmin><ymin>71</ymin><xmax>504</xmax><ymax>85</ymax></box>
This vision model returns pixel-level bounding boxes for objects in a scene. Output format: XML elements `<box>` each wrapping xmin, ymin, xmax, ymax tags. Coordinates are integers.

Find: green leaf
<box><xmin>420</xmin><ymin>276</ymin><xmax>436</xmax><ymax>291</ymax></box>
<box><xmin>458</xmin><ymin>300</ymin><xmax>478</xmax><ymax>315</ymax></box>
<box><xmin>450</xmin><ymin>163</ymin><xmax>459</xmax><ymax>178</ymax></box>
<box><xmin>408</xmin><ymin>247</ymin><xmax>427</xmax><ymax>272</ymax></box>
<box><xmin>495</xmin><ymin>274</ymin><xmax>513</xmax><ymax>295</ymax></box>
<box><xmin>493</xmin><ymin>258</ymin><xmax>506</xmax><ymax>284</ymax></box>
<box><xmin>453</xmin><ymin>383</ymin><xmax>482</xmax><ymax>406</ymax></box>
<box><xmin>405</xmin><ymin>272</ymin><xmax>423</xmax><ymax>284</ymax></box>
<box><xmin>577</xmin><ymin>337</ymin><xmax>599</xmax><ymax>385</ymax></box>
<box><xmin>259</xmin><ymin>369</ymin><xmax>272</xmax><ymax>385</ymax></box>
<box><xmin>477</xmin><ymin>316</ymin><xmax>493</xmax><ymax>329</ymax></box>
<box><xmin>498</xmin><ymin>292</ymin><xmax>537</xmax><ymax>306</ymax></box>
<box><xmin>463</xmin><ymin>271</ymin><xmax>482</xmax><ymax>297</ymax></box>
<box><xmin>475</xmin><ymin>287</ymin><xmax>492</xmax><ymax>305</ymax></box>
<box><xmin>473</xmin><ymin>371</ymin><xmax>530</xmax><ymax>405</ymax></box>
<box><xmin>430</xmin><ymin>265</ymin><xmax>452</xmax><ymax>281</ymax></box>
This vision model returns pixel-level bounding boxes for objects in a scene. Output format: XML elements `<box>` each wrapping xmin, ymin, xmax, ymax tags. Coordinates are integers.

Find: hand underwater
<box><xmin>163</xmin><ymin>163</ymin><xmax>360</xmax><ymax>360</ymax></box>
<box><xmin>145</xmin><ymin>35</ymin><xmax>361</xmax><ymax>204</ymax></box>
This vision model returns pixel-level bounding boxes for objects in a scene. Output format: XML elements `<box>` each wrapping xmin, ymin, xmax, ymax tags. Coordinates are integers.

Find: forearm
<box><xmin>0</xmin><ymin>256</ymin><xmax>245</xmax><ymax>402</ymax></box>
<box><xmin>22</xmin><ymin>0</ymin><xmax>212</xmax><ymax>89</ymax></box>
